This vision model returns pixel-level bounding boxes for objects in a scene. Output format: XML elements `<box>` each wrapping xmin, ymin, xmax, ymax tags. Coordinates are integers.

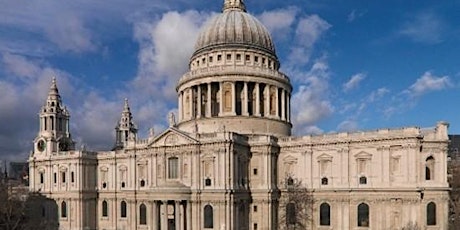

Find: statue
<box><xmin>149</xmin><ymin>127</ymin><xmax>155</xmax><ymax>137</ymax></box>
<box><xmin>168</xmin><ymin>112</ymin><xmax>176</xmax><ymax>127</ymax></box>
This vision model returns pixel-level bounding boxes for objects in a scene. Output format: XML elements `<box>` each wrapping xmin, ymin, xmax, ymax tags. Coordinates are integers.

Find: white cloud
<box><xmin>399</xmin><ymin>12</ymin><xmax>445</xmax><ymax>44</ymax></box>
<box><xmin>257</xmin><ymin>7</ymin><xmax>298</xmax><ymax>41</ymax></box>
<box><xmin>291</xmin><ymin>58</ymin><xmax>334</xmax><ymax>134</ymax></box>
<box><xmin>343</xmin><ymin>73</ymin><xmax>366</xmax><ymax>92</ymax></box>
<box><xmin>347</xmin><ymin>9</ymin><xmax>365</xmax><ymax>22</ymax></box>
<box><xmin>367</xmin><ymin>87</ymin><xmax>390</xmax><ymax>102</ymax></box>
<box><xmin>286</xmin><ymin>15</ymin><xmax>331</xmax><ymax>68</ymax></box>
<box><xmin>337</xmin><ymin>120</ymin><xmax>358</xmax><ymax>132</ymax></box>
<box><xmin>405</xmin><ymin>71</ymin><xmax>452</xmax><ymax>97</ymax></box>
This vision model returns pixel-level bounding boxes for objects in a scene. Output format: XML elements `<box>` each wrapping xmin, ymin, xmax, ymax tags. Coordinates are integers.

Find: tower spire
<box><xmin>223</xmin><ymin>0</ymin><xmax>246</xmax><ymax>12</ymax></box>
<box><xmin>114</xmin><ymin>99</ymin><xmax>138</xmax><ymax>149</ymax></box>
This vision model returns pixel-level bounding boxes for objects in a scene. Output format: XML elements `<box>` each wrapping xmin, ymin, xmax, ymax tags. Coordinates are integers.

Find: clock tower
<box><xmin>33</xmin><ymin>77</ymin><xmax>74</xmax><ymax>156</ymax></box>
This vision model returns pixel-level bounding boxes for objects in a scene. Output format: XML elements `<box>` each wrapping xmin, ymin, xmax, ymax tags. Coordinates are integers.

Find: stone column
<box><xmin>281</xmin><ymin>89</ymin><xmax>286</xmax><ymax>120</ymax></box>
<box><xmin>219</xmin><ymin>82</ymin><xmax>223</xmax><ymax>116</ymax></box>
<box><xmin>175</xmin><ymin>201</ymin><xmax>181</xmax><ymax>230</ymax></box>
<box><xmin>287</xmin><ymin>93</ymin><xmax>291</xmax><ymax>122</ymax></box>
<box><xmin>179</xmin><ymin>92</ymin><xmax>183</xmax><ymax>122</ymax></box>
<box><xmin>186</xmin><ymin>201</ymin><xmax>192</xmax><ymax>230</ymax></box>
<box><xmin>264</xmin><ymin>85</ymin><xmax>270</xmax><ymax>117</ymax></box>
<box><xmin>206</xmin><ymin>83</ymin><xmax>212</xmax><ymax>117</ymax></box>
<box><xmin>231</xmin><ymin>82</ymin><xmax>236</xmax><ymax>115</ymax></box>
<box><xmin>275</xmin><ymin>87</ymin><xmax>279</xmax><ymax>118</ymax></box>
<box><xmin>197</xmin><ymin>85</ymin><xmax>202</xmax><ymax>118</ymax></box>
<box><xmin>255</xmin><ymin>83</ymin><xmax>260</xmax><ymax>116</ymax></box>
<box><xmin>243</xmin><ymin>82</ymin><xmax>249</xmax><ymax>116</ymax></box>
<box><xmin>161</xmin><ymin>200</ymin><xmax>168</xmax><ymax>230</ymax></box>
<box><xmin>152</xmin><ymin>201</ymin><xmax>158</xmax><ymax>230</ymax></box>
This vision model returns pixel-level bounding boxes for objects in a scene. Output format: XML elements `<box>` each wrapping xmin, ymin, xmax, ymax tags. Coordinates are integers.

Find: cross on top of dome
<box><xmin>223</xmin><ymin>0</ymin><xmax>246</xmax><ymax>12</ymax></box>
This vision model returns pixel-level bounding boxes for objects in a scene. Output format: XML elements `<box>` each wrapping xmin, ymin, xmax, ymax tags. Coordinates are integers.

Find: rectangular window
<box><xmin>168</xmin><ymin>157</ymin><xmax>179</xmax><ymax>179</ymax></box>
<box><xmin>253</xmin><ymin>205</ymin><xmax>258</xmax><ymax>212</ymax></box>
<box><xmin>61</xmin><ymin>172</ymin><xmax>66</xmax><ymax>183</ymax></box>
<box><xmin>254</xmin><ymin>56</ymin><xmax>259</xmax><ymax>62</ymax></box>
<box><xmin>254</xmin><ymin>223</ymin><xmax>258</xmax><ymax>230</ymax></box>
<box><xmin>246</xmin><ymin>55</ymin><xmax>250</xmax><ymax>61</ymax></box>
<box><xmin>209</xmin><ymin>56</ymin><xmax>213</xmax><ymax>63</ymax></box>
<box><xmin>236</xmin><ymin>54</ymin><xmax>241</xmax><ymax>61</ymax></box>
<box><xmin>40</xmin><ymin>172</ymin><xmax>44</xmax><ymax>184</ymax></box>
<box><xmin>226</xmin><ymin>54</ymin><xmax>231</xmax><ymax>60</ymax></box>
<box><xmin>253</xmin><ymin>168</ymin><xmax>258</xmax><ymax>175</ymax></box>
<box><xmin>71</xmin><ymin>172</ymin><xmax>74</xmax><ymax>183</ymax></box>
<box><xmin>54</xmin><ymin>173</ymin><xmax>57</xmax><ymax>183</ymax></box>
<box><xmin>217</xmin><ymin>55</ymin><xmax>222</xmax><ymax>61</ymax></box>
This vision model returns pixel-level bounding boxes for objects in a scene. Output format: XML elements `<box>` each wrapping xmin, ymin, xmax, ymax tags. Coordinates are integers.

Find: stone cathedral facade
<box><xmin>28</xmin><ymin>0</ymin><xmax>450</xmax><ymax>229</ymax></box>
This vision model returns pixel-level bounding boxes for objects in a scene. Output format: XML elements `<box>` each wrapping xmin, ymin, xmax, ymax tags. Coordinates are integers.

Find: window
<box><xmin>139</xmin><ymin>204</ymin><xmax>147</xmax><ymax>225</ymax></box>
<box><xmin>140</xmin><ymin>179</ymin><xmax>145</xmax><ymax>187</ymax></box>
<box><xmin>357</xmin><ymin>203</ymin><xmax>369</xmax><ymax>227</ymax></box>
<box><xmin>217</xmin><ymin>55</ymin><xmax>222</xmax><ymax>61</ymax></box>
<box><xmin>71</xmin><ymin>172</ymin><xmax>74</xmax><ymax>183</ymax></box>
<box><xmin>253</xmin><ymin>223</ymin><xmax>258</xmax><ymax>230</ymax></box>
<box><xmin>102</xmin><ymin>182</ymin><xmax>107</xmax><ymax>188</ymax></box>
<box><xmin>61</xmin><ymin>201</ymin><xmax>67</xmax><ymax>218</ymax></box>
<box><xmin>168</xmin><ymin>157</ymin><xmax>179</xmax><ymax>179</ymax></box>
<box><xmin>40</xmin><ymin>172</ymin><xmax>44</xmax><ymax>184</ymax></box>
<box><xmin>253</xmin><ymin>168</ymin><xmax>258</xmax><ymax>175</ymax></box>
<box><xmin>121</xmin><ymin>201</ymin><xmax>127</xmax><ymax>218</ymax></box>
<box><xmin>205</xmin><ymin>178</ymin><xmax>212</xmax><ymax>186</ymax></box>
<box><xmin>54</xmin><ymin>173</ymin><xmax>57</xmax><ymax>184</ymax></box>
<box><xmin>427</xmin><ymin>202</ymin><xmax>436</xmax><ymax>225</ymax></box>
<box><xmin>320</xmin><ymin>203</ymin><xmax>331</xmax><ymax>226</ymax></box>
<box><xmin>61</xmin><ymin>172</ymin><xmax>66</xmax><ymax>183</ymax></box>
<box><xmin>102</xmin><ymin>201</ymin><xmax>108</xmax><ymax>217</ymax></box>
<box><xmin>209</xmin><ymin>56</ymin><xmax>213</xmax><ymax>63</ymax></box>
<box><xmin>121</xmin><ymin>182</ymin><xmax>126</xmax><ymax>188</ymax></box>
<box><xmin>426</xmin><ymin>156</ymin><xmax>435</xmax><ymax>180</ymax></box>
<box><xmin>204</xmin><ymin>205</ymin><xmax>214</xmax><ymax>228</ymax></box>
<box><xmin>236</xmin><ymin>54</ymin><xmax>241</xmax><ymax>61</ymax></box>
<box><xmin>246</xmin><ymin>55</ymin><xmax>250</xmax><ymax>61</ymax></box>
<box><xmin>321</xmin><ymin>177</ymin><xmax>328</xmax><ymax>185</ymax></box>
<box><xmin>287</xmin><ymin>177</ymin><xmax>294</xmax><ymax>186</ymax></box>
<box><xmin>226</xmin><ymin>54</ymin><xmax>231</xmax><ymax>60</ymax></box>
<box><xmin>359</xmin><ymin>176</ymin><xmax>367</xmax><ymax>185</ymax></box>
<box><xmin>253</xmin><ymin>205</ymin><xmax>258</xmax><ymax>212</ymax></box>
<box><xmin>286</xmin><ymin>203</ymin><xmax>296</xmax><ymax>225</ymax></box>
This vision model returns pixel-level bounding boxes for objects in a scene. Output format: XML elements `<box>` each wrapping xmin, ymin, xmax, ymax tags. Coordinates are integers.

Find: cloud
<box><xmin>343</xmin><ymin>73</ymin><xmax>366</xmax><ymax>92</ymax></box>
<box><xmin>286</xmin><ymin>15</ymin><xmax>331</xmax><ymax>68</ymax></box>
<box><xmin>257</xmin><ymin>7</ymin><xmax>299</xmax><ymax>41</ymax></box>
<box><xmin>404</xmin><ymin>71</ymin><xmax>452</xmax><ymax>97</ymax></box>
<box><xmin>347</xmin><ymin>9</ymin><xmax>366</xmax><ymax>22</ymax></box>
<box><xmin>337</xmin><ymin>120</ymin><xmax>358</xmax><ymax>132</ymax></box>
<box><xmin>291</xmin><ymin>58</ymin><xmax>334</xmax><ymax>134</ymax></box>
<box><xmin>399</xmin><ymin>12</ymin><xmax>445</xmax><ymax>44</ymax></box>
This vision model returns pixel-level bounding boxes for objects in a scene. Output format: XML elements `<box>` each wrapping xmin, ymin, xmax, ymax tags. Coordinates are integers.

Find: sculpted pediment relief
<box><xmin>317</xmin><ymin>153</ymin><xmax>333</xmax><ymax>161</ymax></box>
<box><xmin>148</xmin><ymin>127</ymin><xmax>198</xmax><ymax>147</ymax></box>
<box><xmin>283</xmin><ymin>155</ymin><xmax>298</xmax><ymax>164</ymax></box>
<box><xmin>354</xmin><ymin>151</ymin><xmax>372</xmax><ymax>159</ymax></box>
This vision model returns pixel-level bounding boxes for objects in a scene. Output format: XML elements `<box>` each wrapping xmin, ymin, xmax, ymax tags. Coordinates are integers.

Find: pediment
<box><xmin>317</xmin><ymin>153</ymin><xmax>333</xmax><ymax>161</ymax></box>
<box><xmin>148</xmin><ymin>127</ymin><xmax>198</xmax><ymax>147</ymax></box>
<box><xmin>354</xmin><ymin>151</ymin><xmax>372</xmax><ymax>159</ymax></box>
<box><xmin>283</xmin><ymin>155</ymin><xmax>298</xmax><ymax>164</ymax></box>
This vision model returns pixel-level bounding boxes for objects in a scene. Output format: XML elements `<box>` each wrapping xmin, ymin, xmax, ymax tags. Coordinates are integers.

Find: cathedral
<box><xmin>28</xmin><ymin>0</ymin><xmax>450</xmax><ymax>229</ymax></box>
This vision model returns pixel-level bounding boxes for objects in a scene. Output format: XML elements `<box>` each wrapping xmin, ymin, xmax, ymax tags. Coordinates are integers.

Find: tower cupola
<box><xmin>114</xmin><ymin>99</ymin><xmax>138</xmax><ymax>149</ymax></box>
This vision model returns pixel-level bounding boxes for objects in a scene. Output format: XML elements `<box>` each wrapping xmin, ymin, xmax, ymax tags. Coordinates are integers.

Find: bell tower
<box><xmin>113</xmin><ymin>99</ymin><xmax>137</xmax><ymax>149</ymax></box>
<box><xmin>34</xmin><ymin>77</ymin><xmax>74</xmax><ymax>155</ymax></box>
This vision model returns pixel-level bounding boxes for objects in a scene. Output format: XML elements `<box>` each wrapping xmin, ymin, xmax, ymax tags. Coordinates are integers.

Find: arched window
<box><xmin>357</xmin><ymin>203</ymin><xmax>369</xmax><ymax>227</ymax></box>
<box><xmin>139</xmin><ymin>204</ymin><xmax>147</xmax><ymax>225</ymax></box>
<box><xmin>120</xmin><ymin>201</ymin><xmax>127</xmax><ymax>218</ymax></box>
<box><xmin>286</xmin><ymin>203</ymin><xmax>296</xmax><ymax>225</ymax></box>
<box><xmin>204</xmin><ymin>205</ymin><xmax>214</xmax><ymax>228</ymax></box>
<box><xmin>287</xmin><ymin>177</ymin><xmax>294</xmax><ymax>186</ymax></box>
<box><xmin>321</xmin><ymin>177</ymin><xmax>328</xmax><ymax>185</ymax></box>
<box><xmin>426</xmin><ymin>156</ymin><xmax>435</xmax><ymax>180</ymax></box>
<box><xmin>320</xmin><ymin>203</ymin><xmax>331</xmax><ymax>226</ymax></box>
<box><xmin>102</xmin><ymin>200</ymin><xmax>108</xmax><ymax>217</ymax></box>
<box><xmin>61</xmin><ymin>201</ymin><xmax>67</xmax><ymax>218</ymax></box>
<box><xmin>427</xmin><ymin>202</ymin><xmax>436</xmax><ymax>225</ymax></box>
<box><xmin>168</xmin><ymin>157</ymin><xmax>179</xmax><ymax>179</ymax></box>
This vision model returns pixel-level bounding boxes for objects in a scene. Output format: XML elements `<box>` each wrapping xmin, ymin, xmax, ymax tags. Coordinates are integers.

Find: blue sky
<box><xmin>0</xmin><ymin>0</ymin><xmax>459</xmax><ymax>161</ymax></box>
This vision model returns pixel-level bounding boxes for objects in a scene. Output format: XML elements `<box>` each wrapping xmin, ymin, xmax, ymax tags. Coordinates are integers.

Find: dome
<box><xmin>193</xmin><ymin>7</ymin><xmax>276</xmax><ymax>57</ymax></box>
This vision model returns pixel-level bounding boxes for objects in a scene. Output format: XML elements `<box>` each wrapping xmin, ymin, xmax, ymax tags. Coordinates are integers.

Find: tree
<box><xmin>278</xmin><ymin>175</ymin><xmax>313</xmax><ymax>230</ymax></box>
<box><xmin>0</xmin><ymin>180</ymin><xmax>58</xmax><ymax>230</ymax></box>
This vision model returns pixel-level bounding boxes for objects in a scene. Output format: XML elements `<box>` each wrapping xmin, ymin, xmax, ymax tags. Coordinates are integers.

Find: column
<box><xmin>231</xmin><ymin>82</ymin><xmax>236</xmax><ymax>115</ymax></box>
<box><xmin>243</xmin><ymin>82</ymin><xmax>249</xmax><ymax>116</ymax></box>
<box><xmin>152</xmin><ymin>201</ymin><xmax>158</xmax><ymax>230</ymax></box>
<box><xmin>206</xmin><ymin>83</ymin><xmax>212</xmax><ymax>117</ymax></box>
<box><xmin>161</xmin><ymin>201</ymin><xmax>168</xmax><ymax>230</ymax></box>
<box><xmin>287</xmin><ymin>93</ymin><xmax>291</xmax><ymax>122</ymax></box>
<box><xmin>275</xmin><ymin>87</ymin><xmax>279</xmax><ymax>118</ymax></box>
<box><xmin>264</xmin><ymin>86</ymin><xmax>270</xmax><ymax>117</ymax></box>
<box><xmin>219</xmin><ymin>82</ymin><xmax>223</xmax><ymax>116</ymax></box>
<box><xmin>255</xmin><ymin>83</ymin><xmax>260</xmax><ymax>116</ymax></box>
<box><xmin>281</xmin><ymin>89</ymin><xmax>286</xmax><ymax>120</ymax></box>
<box><xmin>178</xmin><ymin>92</ymin><xmax>183</xmax><ymax>122</ymax></box>
<box><xmin>197</xmin><ymin>85</ymin><xmax>202</xmax><ymax>118</ymax></box>
<box><xmin>186</xmin><ymin>201</ymin><xmax>192</xmax><ymax>230</ymax></box>
<box><xmin>175</xmin><ymin>201</ymin><xmax>181</xmax><ymax>230</ymax></box>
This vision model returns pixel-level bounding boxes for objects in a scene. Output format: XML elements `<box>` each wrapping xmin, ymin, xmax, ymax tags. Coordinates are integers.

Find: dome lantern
<box><xmin>223</xmin><ymin>0</ymin><xmax>246</xmax><ymax>12</ymax></box>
